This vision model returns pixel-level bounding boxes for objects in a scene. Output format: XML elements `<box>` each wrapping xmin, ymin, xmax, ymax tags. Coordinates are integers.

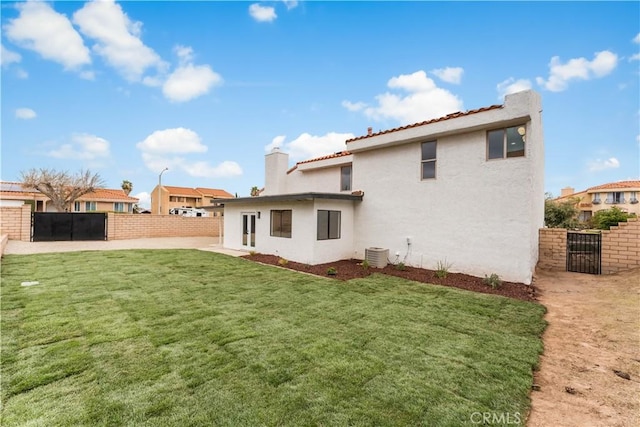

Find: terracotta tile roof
<box><xmin>81</xmin><ymin>188</ymin><xmax>139</xmax><ymax>202</ymax></box>
<box><xmin>346</xmin><ymin>104</ymin><xmax>503</xmax><ymax>143</ymax></box>
<box><xmin>295</xmin><ymin>151</ymin><xmax>352</xmax><ymax>166</ymax></box>
<box><xmin>195</xmin><ymin>187</ymin><xmax>234</xmax><ymax>198</ymax></box>
<box><xmin>287</xmin><ymin>151</ymin><xmax>352</xmax><ymax>174</ymax></box>
<box><xmin>162</xmin><ymin>186</ymin><xmax>203</xmax><ymax>197</ymax></box>
<box><xmin>0</xmin><ymin>182</ymin><xmax>138</xmax><ymax>202</ymax></box>
<box><xmin>587</xmin><ymin>180</ymin><xmax>640</xmax><ymax>192</ymax></box>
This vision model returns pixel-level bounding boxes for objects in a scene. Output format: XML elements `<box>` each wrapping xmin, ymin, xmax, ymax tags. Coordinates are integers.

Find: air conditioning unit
<box><xmin>365</xmin><ymin>247</ymin><xmax>389</xmax><ymax>268</ymax></box>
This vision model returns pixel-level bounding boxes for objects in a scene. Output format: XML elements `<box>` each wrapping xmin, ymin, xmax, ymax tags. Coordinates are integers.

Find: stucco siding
<box><xmin>351</xmin><ymin>93</ymin><xmax>543</xmax><ymax>283</ymax></box>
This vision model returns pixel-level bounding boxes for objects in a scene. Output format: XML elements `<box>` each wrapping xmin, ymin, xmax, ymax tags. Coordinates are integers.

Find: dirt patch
<box><xmin>241</xmin><ymin>254</ymin><xmax>536</xmax><ymax>301</ymax></box>
<box><xmin>527</xmin><ymin>268</ymin><xmax>640</xmax><ymax>427</ymax></box>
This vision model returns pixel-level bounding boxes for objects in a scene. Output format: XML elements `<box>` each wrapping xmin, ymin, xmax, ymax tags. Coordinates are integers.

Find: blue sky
<box><xmin>2</xmin><ymin>1</ymin><xmax>639</xmax><ymax>208</ymax></box>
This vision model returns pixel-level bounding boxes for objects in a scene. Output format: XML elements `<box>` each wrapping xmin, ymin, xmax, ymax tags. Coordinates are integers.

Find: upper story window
<box><xmin>341</xmin><ymin>166</ymin><xmax>352</xmax><ymax>191</ymax></box>
<box><xmin>317</xmin><ymin>210</ymin><xmax>341</xmax><ymax>240</ymax></box>
<box><xmin>631</xmin><ymin>192</ymin><xmax>638</xmax><ymax>204</ymax></box>
<box><xmin>606</xmin><ymin>192</ymin><xmax>625</xmax><ymax>204</ymax></box>
<box><xmin>270</xmin><ymin>210</ymin><xmax>292</xmax><ymax>238</ymax></box>
<box><xmin>592</xmin><ymin>193</ymin><xmax>601</xmax><ymax>204</ymax></box>
<box><xmin>114</xmin><ymin>202</ymin><xmax>125</xmax><ymax>212</ymax></box>
<box><xmin>74</xmin><ymin>201</ymin><xmax>81</xmax><ymax>212</ymax></box>
<box><xmin>85</xmin><ymin>201</ymin><xmax>96</xmax><ymax>211</ymax></box>
<box><xmin>487</xmin><ymin>125</ymin><xmax>525</xmax><ymax>160</ymax></box>
<box><xmin>421</xmin><ymin>141</ymin><xmax>437</xmax><ymax>180</ymax></box>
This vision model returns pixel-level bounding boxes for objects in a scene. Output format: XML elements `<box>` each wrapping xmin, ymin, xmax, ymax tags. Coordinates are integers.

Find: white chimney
<box><xmin>264</xmin><ymin>148</ymin><xmax>289</xmax><ymax>195</ymax></box>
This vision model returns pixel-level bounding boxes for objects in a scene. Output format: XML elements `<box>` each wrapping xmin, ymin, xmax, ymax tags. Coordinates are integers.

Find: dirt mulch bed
<box><xmin>241</xmin><ymin>254</ymin><xmax>537</xmax><ymax>302</ymax></box>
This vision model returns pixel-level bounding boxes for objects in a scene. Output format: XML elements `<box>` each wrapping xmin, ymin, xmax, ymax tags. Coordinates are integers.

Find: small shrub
<box><xmin>326</xmin><ymin>267</ymin><xmax>337</xmax><ymax>276</ymax></box>
<box><xmin>483</xmin><ymin>273</ymin><xmax>502</xmax><ymax>289</ymax></box>
<box><xmin>249</xmin><ymin>250</ymin><xmax>257</xmax><ymax>257</ymax></box>
<box><xmin>395</xmin><ymin>262</ymin><xmax>406</xmax><ymax>271</ymax></box>
<box><xmin>435</xmin><ymin>259</ymin><xmax>452</xmax><ymax>279</ymax></box>
<box><xmin>278</xmin><ymin>258</ymin><xmax>288</xmax><ymax>266</ymax></box>
<box><xmin>361</xmin><ymin>259</ymin><xmax>370</xmax><ymax>270</ymax></box>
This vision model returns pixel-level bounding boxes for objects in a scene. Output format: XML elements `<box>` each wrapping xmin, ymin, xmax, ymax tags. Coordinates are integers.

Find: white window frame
<box><xmin>421</xmin><ymin>141</ymin><xmax>437</xmax><ymax>180</ymax></box>
<box><xmin>487</xmin><ymin>125</ymin><xmax>526</xmax><ymax>160</ymax></box>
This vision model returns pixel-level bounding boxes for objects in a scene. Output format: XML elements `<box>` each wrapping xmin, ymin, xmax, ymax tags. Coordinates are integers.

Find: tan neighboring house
<box><xmin>150</xmin><ymin>185</ymin><xmax>234</xmax><ymax>215</ymax></box>
<box><xmin>556</xmin><ymin>180</ymin><xmax>640</xmax><ymax>222</ymax></box>
<box><xmin>0</xmin><ymin>181</ymin><xmax>139</xmax><ymax>212</ymax></box>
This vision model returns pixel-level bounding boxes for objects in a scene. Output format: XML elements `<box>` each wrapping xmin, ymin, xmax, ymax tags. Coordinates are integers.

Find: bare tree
<box><xmin>20</xmin><ymin>168</ymin><xmax>105</xmax><ymax>212</ymax></box>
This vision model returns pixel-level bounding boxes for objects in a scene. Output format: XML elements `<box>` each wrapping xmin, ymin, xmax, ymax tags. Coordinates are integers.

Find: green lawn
<box><xmin>1</xmin><ymin>250</ymin><xmax>546</xmax><ymax>426</ymax></box>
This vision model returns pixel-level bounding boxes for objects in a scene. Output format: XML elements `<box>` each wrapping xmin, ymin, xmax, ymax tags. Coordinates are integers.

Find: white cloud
<box><xmin>265</xmin><ymin>135</ymin><xmax>286</xmax><ymax>152</ymax></box>
<box><xmin>162</xmin><ymin>47</ymin><xmax>222</xmax><ymax>103</ymax></box>
<box><xmin>267</xmin><ymin>132</ymin><xmax>355</xmax><ymax>162</ymax></box>
<box><xmin>249</xmin><ymin>4</ymin><xmax>277</xmax><ymax>22</ymax></box>
<box><xmin>137</xmin><ymin>128</ymin><xmax>242</xmax><ymax>179</ymax></box>
<box><xmin>634</xmin><ymin>33</ymin><xmax>640</xmax><ymax>44</ymax></box>
<box><xmin>133</xmin><ymin>191</ymin><xmax>150</xmax><ymax>208</ymax></box>
<box><xmin>73</xmin><ymin>0</ymin><xmax>166</xmax><ymax>82</ymax></box>
<box><xmin>283</xmin><ymin>1</ymin><xmax>299</xmax><ymax>10</ymax></box>
<box><xmin>47</xmin><ymin>133</ymin><xmax>111</xmax><ymax>160</ymax></box>
<box><xmin>343</xmin><ymin>70</ymin><xmax>463</xmax><ymax>125</ymax></box>
<box><xmin>137</xmin><ymin>128</ymin><xmax>208</xmax><ymax>154</ymax></box>
<box><xmin>536</xmin><ymin>50</ymin><xmax>618</xmax><ymax>92</ymax></box>
<box><xmin>1</xmin><ymin>44</ymin><xmax>21</xmax><ymax>67</ymax></box>
<box><xmin>4</xmin><ymin>1</ymin><xmax>90</xmax><ymax>70</ymax></box>
<box><xmin>496</xmin><ymin>78</ymin><xmax>532</xmax><ymax>99</ymax></box>
<box><xmin>15</xmin><ymin>107</ymin><xmax>36</xmax><ymax>119</ymax></box>
<box><xmin>588</xmin><ymin>157</ymin><xmax>620</xmax><ymax>172</ymax></box>
<box><xmin>16</xmin><ymin>68</ymin><xmax>28</xmax><ymax>79</ymax></box>
<box><xmin>341</xmin><ymin>100</ymin><xmax>366</xmax><ymax>112</ymax></box>
<box><xmin>431</xmin><ymin>67</ymin><xmax>464</xmax><ymax>84</ymax></box>
<box><xmin>630</xmin><ymin>53</ymin><xmax>640</xmax><ymax>62</ymax></box>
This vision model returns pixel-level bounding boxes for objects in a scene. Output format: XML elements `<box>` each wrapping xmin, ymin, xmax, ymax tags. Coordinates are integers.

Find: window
<box><xmin>631</xmin><ymin>192</ymin><xmax>638</xmax><ymax>204</ymax></box>
<box><xmin>317</xmin><ymin>210</ymin><xmax>341</xmax><ymax>240</ymax></box>
<box><xmin>592</xmin><ymin>193</ymin><xmax>601</xmax><ymax>204</ymax></box>
<box><xmin>606</xmin><ymin>192</ymin><xmax>625</xmax><ymax>204</ymax></box>
<box><xmin>270</xmin><ymin>210</ymin><xmax>292</xmax><ymax>238</ymax></box>
<box><xmin>487</xmin><ymin>125</ymin><xmax>525</xmax><ymax>159</ymax></box>
<box><xmin>74</xmin><ymin>201</ymin><xmax>81</xmax><ymax>212</ymax></box>
<box><xmin>169</xmin><ymin>196</ymin><xmax>185</xmax><ymax>202</ymax></box>
<box><xmin>341</xmin><ymin>165</ymin><xmax>352</xmax><ymax>191</ymax></box>
<box><xmin>85</xmin><ymin>201</ymin><xmax>96</xmax><ymax>211</ymax></box>
<box><xmin>421</xmin><ymin>141</ymin><xmax>437</xmax><ymax>180</ymax></box>
<box><xmin>114</xmin><ymin>202</ymin><xmax>125</xmax><ymax>212</ymax></box>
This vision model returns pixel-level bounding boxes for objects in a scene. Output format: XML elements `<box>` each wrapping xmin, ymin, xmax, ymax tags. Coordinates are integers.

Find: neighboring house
<box><xmin>150</xmin><ymin>185</ymin><xmax>234</xmax><ymax>215</ymax></box>
<box><xmin>219</xmin><ymin>90</ymin><xmax>544</xmax><ymax>284</ymax></box>
<box><xmin>556</xmin><ymin>180</ymin><xmax>640</xmax><ymax>221</ymax></box>
<box><xmin>0</xmin><ymin>181</ymin><xmax>139</xmax><ymax>212</ymax></box>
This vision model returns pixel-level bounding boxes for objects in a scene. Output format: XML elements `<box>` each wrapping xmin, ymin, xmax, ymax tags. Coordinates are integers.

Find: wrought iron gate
<box><xmin>566</xmin><ymin>232</ymin><xmax>601</xmax><ymax>274</ymax></box>
<box><xmin>32</xmin><ymin>213</ymin><xmax>107</xmax><ymax>242</ymax></box>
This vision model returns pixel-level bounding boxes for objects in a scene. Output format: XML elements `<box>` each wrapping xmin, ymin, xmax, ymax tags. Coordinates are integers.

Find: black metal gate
<box><xmin>566</xmin><ymin>232</ymin><xmax>601</xmax><ymax>274</ymax></box>
<box><xmin>32</xmin><ymin>213</ymin><xmax>107</xmax><ymax>242</ymax></box>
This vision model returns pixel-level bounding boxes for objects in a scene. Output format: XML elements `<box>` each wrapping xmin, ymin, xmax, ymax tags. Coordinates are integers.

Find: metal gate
<box><xmin>32</xmin><ymin>213</ymin><xmax>107</xmax><ymax>242</ymax></box>
<box><xmin>566</xmin><ymin>232</ymin><xmax>601</xmax><ymax>274</ymax></box>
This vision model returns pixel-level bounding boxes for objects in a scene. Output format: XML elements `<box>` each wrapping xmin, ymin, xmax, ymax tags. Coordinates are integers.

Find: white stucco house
<box><xmin>221</xmin><ymin>90</ymin><xmax>544</xmax><ymax>284</ymax></box>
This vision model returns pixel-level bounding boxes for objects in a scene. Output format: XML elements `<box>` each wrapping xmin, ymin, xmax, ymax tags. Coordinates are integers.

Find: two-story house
<box><xmin>219</xmin><ymin>90</ymin><xmax>544</xmax><ymax>284</ymax></box>
<box><xmin>557</xmin><ymin>180</ymin><xmax>640</xmax><ymax>221</ymax></box>
<box><xmin>150</xmin><ymin>185</ymin><xmax>234</xmax><ymax>215</ymax></box>
<box><xmin>0</xmin><ymin>181</ymin><xmax>139</xmax><ymax>212</ymax></box>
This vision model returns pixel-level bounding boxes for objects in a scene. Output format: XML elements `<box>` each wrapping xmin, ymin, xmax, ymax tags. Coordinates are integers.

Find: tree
<box><xmin>250</xmin><ymin>186</ymin><xmax>260</xmax><ymax>197</ymax></box>
<box><xmin>544</xmin><ymin>196</ymin><xmax>579</xmax><ymax>228</ymax></box>
<box><xmin>591</xmin><ymin>207</ymin><xmax>631</xmax><ymax>230</ymax></box>
<box><xmin>20</xmin><ymin>168</ymin><xmax>105</xmax><ymax>212</ymax></box>
<box><xmin>121</xmin><ymin>180</ymin><xmax>133</xmax><ymax>195</ymax></box>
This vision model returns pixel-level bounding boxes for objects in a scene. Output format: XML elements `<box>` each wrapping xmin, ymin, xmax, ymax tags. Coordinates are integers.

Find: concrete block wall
<box><xmin>537</xmin><ymin>228</ymin><xmax>567</xmax><ymax>271</ymax></box>
<box><xmin>0</xmin><ymin>205</ymin><xmax>32</xmax><ymax>241</ymax></box>
<box><xmin>538</xmin><ymin>218</ymin><xmax>639</xmax><ymax>274</ymax></box>
<box><xmin>107</xmin><ymin>214</ymin><xmax>222</xmax><ymax>240</ymax></box>
<box><xmin>601</xmin><ymin>218</ymin><xmax>639</xmax><ymax>274</ymax></box>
